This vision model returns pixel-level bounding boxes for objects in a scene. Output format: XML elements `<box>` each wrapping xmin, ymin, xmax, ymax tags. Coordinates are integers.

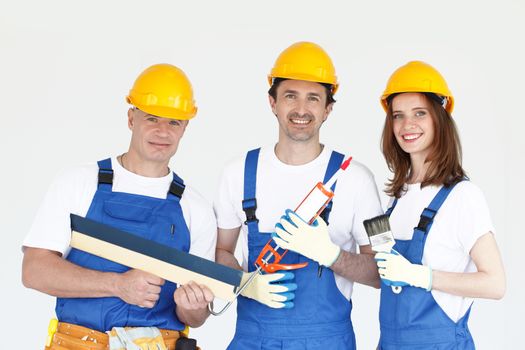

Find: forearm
<box><xmin>176</xmin><ymin>306</ymin><xmax>210</xmax><ymax>328</ymax></box>
<box><xmin>432</xmin><ymin>232</ymin><xmax>505</xmax><ymax>299</ymax></box>
<box><xmin>215</xmin><ymin>248</ymin><xmax>242</xmax><ymax>271</ymax></box>
<box><xmin>432</xmin><ymin>270</ymin><xmax>505</xmax><ymax>299</ymax></box>
<box><xmin>22</xmin><ymin>247</ymin><xmax>118</xmax><ymax>298</ymax></box>
<box><xmin>330</xmin><ymin>250</ymin><xmax>380</xmax><ymax>288</ymax></box>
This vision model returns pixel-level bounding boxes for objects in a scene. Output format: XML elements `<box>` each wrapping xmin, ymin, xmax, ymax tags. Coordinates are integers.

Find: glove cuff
<box><xmin>426</xmin><ymin>266</ymin><xmax>433</xmax><ymax>291</ymax></box>
<box><xmin>412</xmin><ymin>265</ymin><xmax>432</xmax><ymax>291</ymax></box>
<box><xmin>320</xmin><ymin>244</ymin><xmax>341</xmax><ymax>267</ymax></box>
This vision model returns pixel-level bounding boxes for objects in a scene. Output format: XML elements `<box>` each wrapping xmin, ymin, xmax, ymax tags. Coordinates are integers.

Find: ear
<box><xmin>323</xmin><ymin>103</ymin><xmax>333</xmax><ymax>122</ymax></box>
<box><xmin>268</xmin><ymin>95</ymin><xmax>277</xmax><ymax>116</ymax></box>
<box><xmin>127</xmin><ymin>108</ymin><xmax>134</xmax><ymax>130</ymax></box>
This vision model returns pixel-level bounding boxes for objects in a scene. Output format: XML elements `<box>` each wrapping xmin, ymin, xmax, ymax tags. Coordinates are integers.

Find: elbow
<box><xmin>21</xmin><ymin>250</ymin><xmax>45</xmax><ymax>291</ymax></box>
<box><xmin>485</xmin><ymin>274</ymin><xmax>506</xmax><ymax>300</ymax></box>
<box><xmin>21</xmin><ymin>272</ymin><xmax>30</xmax><ymax>289</ymax></box>
<box><xmin>493</xmin><ymin>289</ymin><xmax>505</xmax><ymax>300</ymax></box>
<box><xmin>21</xmin><ymin>267</ymin><xmax>37</xmax><ymax>290</ymax></box>
<box><xmin>21</xmin><ymin>258</ymin><xmax>35</xmax><ymax>289</ymax></box>
<box><xmin>490</xmin><ymin>279</ymin><xmax>506</xmax><ymax>300</ymax></box>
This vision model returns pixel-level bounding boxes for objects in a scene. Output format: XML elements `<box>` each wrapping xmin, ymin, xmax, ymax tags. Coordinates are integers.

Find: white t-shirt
<box><xmin>214</xmin><ymin>145</ymin><xmax>382</xmax><ymax>300</ymax></box>
<box><xmin>23</xmin><ymin>157</ymin><xmax>217</xmax><ymax>261</ymax></box>
<box><xmin>388</xmin><ymin>181</ymin><xmax>494</xmax><ymax>322</ymax></box>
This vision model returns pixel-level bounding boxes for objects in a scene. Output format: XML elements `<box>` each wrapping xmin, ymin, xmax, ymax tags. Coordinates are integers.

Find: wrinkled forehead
<box><xmin>131</xmin><ymin>107</ymin><xmax>188</xmax><ymax>124</ymax></box>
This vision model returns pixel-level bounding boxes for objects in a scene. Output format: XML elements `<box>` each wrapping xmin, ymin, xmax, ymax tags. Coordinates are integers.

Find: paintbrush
<box><xmin>363</xmin><ymin>214</ymin><xmax>395</xmax><ymax>253</ymax></box>
<box><xmin>363</xmin><ymin>214</ymin><xmax>403</xmax><ymax>293</ymax></box>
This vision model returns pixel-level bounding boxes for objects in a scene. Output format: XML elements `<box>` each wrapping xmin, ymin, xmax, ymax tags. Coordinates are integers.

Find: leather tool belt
<box><xmin>45</xmin><ymin>321</ymin><xmax>188</xmax><ymax>350</ymax></box>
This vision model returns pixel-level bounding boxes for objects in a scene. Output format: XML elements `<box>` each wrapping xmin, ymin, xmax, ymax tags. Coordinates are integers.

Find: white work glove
<box><xmin>273</xmin><ymin>209</ymin><xmax>341</xmax><ymax>267</ymax></box>
<box><xmin>108</xmin><ymin>326</ymin><xmax>167</xmax><ymax>350</ymax></box>
<box><xmin>375</xmin><ymin>251</ymin><xmax>433</xmax><ymax>291</ymax></box>
<box><xmin>240</xmin><ymin>271</ymin><xmax>296</xmax><ymax>309</ymax></box>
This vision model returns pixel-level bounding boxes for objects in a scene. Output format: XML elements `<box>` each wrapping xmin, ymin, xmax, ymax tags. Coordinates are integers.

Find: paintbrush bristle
<box><xmin>363</xmin><ymin>214</ymin><xmax>391</xmax><ymax>237</ymax></box>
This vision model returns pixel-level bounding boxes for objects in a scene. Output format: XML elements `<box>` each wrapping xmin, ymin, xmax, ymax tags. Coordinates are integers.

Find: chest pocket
<box><xmin>103</xmin><ymin>199</ymin><xmax>153</xmax><ymax>235</ymax></box>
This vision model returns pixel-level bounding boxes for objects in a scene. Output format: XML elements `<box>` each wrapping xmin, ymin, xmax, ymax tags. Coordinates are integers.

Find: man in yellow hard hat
<box><xmin>214</xmin><ymin>42</ymin><xmax>382</xmax><ymax>349</ymax></box>
<box><xmin>22</xmin><ymin>64</ymin><xmax>215</xmax><ymax>350</ymax></box>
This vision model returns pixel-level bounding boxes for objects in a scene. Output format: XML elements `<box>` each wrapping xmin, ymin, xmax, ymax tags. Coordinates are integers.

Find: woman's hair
<box><xmin>381</xmin><ymin>93</ymin><xmax>466</xmax><ymax>198</ymax></box>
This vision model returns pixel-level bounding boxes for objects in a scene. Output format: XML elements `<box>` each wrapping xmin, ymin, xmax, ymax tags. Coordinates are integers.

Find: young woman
<box><xmin>375</xmin><ymin>61</ymin><xmax>505</xmax><ymax>349</ymax></box>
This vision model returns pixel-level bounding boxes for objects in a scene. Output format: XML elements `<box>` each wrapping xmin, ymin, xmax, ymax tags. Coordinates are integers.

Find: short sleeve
<box><xmin>351</xmin><ymin>167</ymin><xmax>384</xmax><ymax>246</ymax></box>
<box><xmin>23</xmin><ymin>166</ymin><xmax>96</xmax><ymax>255</ymax></box>
<box><xmin>213</xmin><ymin>164</ymin><xmax>243</xmax><ymax>230</ymax></box>
<box><xmin>186</xmin><ymin>194</ymin><xmax>217</xmax><ymax>261</ymax></box>
<box><xmin>455</xmin><ymin>182</ymin><xmax>495</xmax><ymax>254</ymax></box>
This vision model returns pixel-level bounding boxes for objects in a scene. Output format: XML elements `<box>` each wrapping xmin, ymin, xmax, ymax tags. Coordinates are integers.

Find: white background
<box><xmin>1</xmin><ymin>0</ymin><xmax>523</xmax><ymax>349</ymax></box>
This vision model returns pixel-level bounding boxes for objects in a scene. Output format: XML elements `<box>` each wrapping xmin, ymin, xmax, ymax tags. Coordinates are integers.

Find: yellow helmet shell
<box><xmin>268</xmin><ymin>41</ymin><xmax>339</xmax><ymax>94</ymax></box>
<box><xmin>126</xmin><ymin>63</ymin><xmax>197</xmax><ymax>120</ymax></box>
<box><xmin>380</xmin><ymin>61</ymin><xmax>454</xmax><ymax>114</ymax></box>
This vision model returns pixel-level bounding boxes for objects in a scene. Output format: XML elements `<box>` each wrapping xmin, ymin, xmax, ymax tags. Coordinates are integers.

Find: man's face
<box><xmin>269</xmin><ymin>79</ymin><xmax>332</xmax><ymax>143</ymax></box>
<box><xmin>128</xmin><ymin>108</ymin><xmax>188</xmax><ymax>164</ymax></box>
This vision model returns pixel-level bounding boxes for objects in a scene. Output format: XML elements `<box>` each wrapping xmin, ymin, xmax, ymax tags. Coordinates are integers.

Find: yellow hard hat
<box><xmin>380</xmin><ymin>61</ymin><xmax>454</xmax><ymax>114</ymax></box>
<box><xmin>268</xmin><ymin>41</ymin><xmax>339</xmax><ymax>94</ymax></box>
<box><xmin>126</xmin><ymin>63</ymin><xmax>197</xmax><ymax>120</ymax></box>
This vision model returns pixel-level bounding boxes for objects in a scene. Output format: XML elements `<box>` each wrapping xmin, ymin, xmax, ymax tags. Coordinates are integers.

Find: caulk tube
<box><xmin>263</xmin><ymin>157</ymin><xmax>352</xmax><ymax>274</ymax></box>
<box><xmin>290</xmin><ymin>157</ymin><xmax>352</xmax><ymax>277</ymax></box>
<box><xmin>294</xmin><ymin>183</ymin><xmax>334</xmax><ymax>224</ymax></box>
<box><xmin>294</xmin><ymin>156</ymin><xmax>352</xmax><ymax>224</ymax></box>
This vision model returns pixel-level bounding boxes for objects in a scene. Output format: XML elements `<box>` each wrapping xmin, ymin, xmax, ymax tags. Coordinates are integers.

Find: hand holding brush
<box><xmin>364</xmin><ymin>214</ymin><xmax>432</xmax><ymax>293</ymax></box>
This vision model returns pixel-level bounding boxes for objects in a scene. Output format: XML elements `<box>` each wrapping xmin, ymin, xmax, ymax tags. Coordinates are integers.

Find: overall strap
<box><xmin>319</xmin><ymin>151</ymin><xmax>345</xmax><ymax>224</ymax></box>
<box><xmin>416</xmin><ymin>184</ymin><xmax>458</xmax><ymax>239</ymax></box>
<box><xmin>167</xmin><ymin>172</ymin><xmax>185</xmax><ymax>202</ymax></box>
<box><xmin>409</xmin><ymin>181</ymin><xmax>462</xmax><ymax>262</ymax></box>
<box><xmin>97</xmin><ymin>158</ymin><xmax>113</xmax><ymax>192</ymax></box>
<box><xmin>242</xmin><ymin>148</ymin><xmax>261</xmax><ymax>234</ymax></box>
<box><xmin>385</xmin><ymin>198</ymin><xmax>398</xmax><ymax>216</ymax></box>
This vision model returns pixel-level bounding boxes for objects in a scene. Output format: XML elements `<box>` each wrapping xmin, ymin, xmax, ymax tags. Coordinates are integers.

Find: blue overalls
<box><xmin>379</xmin><ymin>182</ymin><xmax>475</xmax><ymax>349</ymax></box>
<box><xmin>56</xmin><ymin>158</ymin><xmax>190</xmax><ymax>332</ymax></box>
<box><xmin>228</xmin><ymin>148</ymin><xmax>356</xmax><ymax>350</ymax></box>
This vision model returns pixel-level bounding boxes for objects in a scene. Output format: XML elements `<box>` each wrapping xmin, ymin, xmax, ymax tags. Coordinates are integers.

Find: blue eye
<box><xmin>415</xmin><ymin>110</ymin><xmax>426</xmax><ymax>117</ymax></box>
<box><xmin>169</xmin><ymin>120</ymin><xmax>181</xmax><ymax>126</ymax></box>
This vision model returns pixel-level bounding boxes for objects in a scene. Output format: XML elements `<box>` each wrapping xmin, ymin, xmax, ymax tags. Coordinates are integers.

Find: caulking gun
<box><xmin>255</xmin><ymin>156</ymin><xmax>352</xmax><ymax>273</ymax></box>
<box><xmin>209</xmin><ymin>156</ymin><xmax>352</xmax><ymax>315</ymax></box>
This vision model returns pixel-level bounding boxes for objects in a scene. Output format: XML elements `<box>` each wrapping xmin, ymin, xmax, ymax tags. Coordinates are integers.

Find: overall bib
<box><xmin>228</xmin><ymin>148</ymin><xmax>356</xmax><ymax>350</ymax></box>
<box><xmin>56</xmin><ymin>158</ymin><xmax>190</xmax><ymax>332</ymax></box>
<box><xmin>379</xmin><ymin>182</ymin><xmax>475</xmax><ymax>349</ymax></box>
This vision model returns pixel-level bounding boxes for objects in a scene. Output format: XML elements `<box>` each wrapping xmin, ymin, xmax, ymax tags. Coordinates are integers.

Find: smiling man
<box><xmin>22</xmin><ymin>64</ymin><xmax>215</xmax><ymax>350</ymax></box>
<box><xmin>214</xmin><ymin>42</ymin><xmax>383</xmax><ymax>349</ymax></box>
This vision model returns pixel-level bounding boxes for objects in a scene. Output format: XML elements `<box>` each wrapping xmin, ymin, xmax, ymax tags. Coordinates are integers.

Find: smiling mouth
<box><xmin>402</xmin><ymin>133</ymin><xmax>422</xmax><ymax>141</ymax></box>
<box><xmin>289</xmin><ymin>118</ymin><xmax>312</xmax><ymax>125</ymax></box>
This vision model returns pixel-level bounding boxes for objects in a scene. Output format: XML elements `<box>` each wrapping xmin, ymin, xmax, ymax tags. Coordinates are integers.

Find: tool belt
<box><xmin>45</xmin><ymin>320</ymin><xmax>199</xmax><ymax>350</ymax></box>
